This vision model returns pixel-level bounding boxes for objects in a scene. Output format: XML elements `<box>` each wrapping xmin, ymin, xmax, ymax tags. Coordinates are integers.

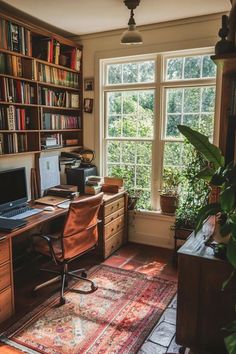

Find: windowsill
<box><xmin>129</xmin><ymin>209</ymin><xmax>176</xmax><ymax>221</ymax></box>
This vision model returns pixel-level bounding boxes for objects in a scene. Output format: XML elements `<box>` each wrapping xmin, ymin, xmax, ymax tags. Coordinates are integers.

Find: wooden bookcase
<box><xmin>0</xmin><ymin>12</ymin><xmax>83</xmax><ymax>157</ymax></box>
<box><xmin>212</xmin><ymin>53</ymin><xmax>236</xmax><ymax>163</ymax></box>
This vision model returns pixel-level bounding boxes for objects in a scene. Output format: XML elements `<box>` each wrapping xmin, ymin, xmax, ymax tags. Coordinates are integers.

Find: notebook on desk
<box><xmin>0</xmin><ymin>217</ymin><xmax>27</xmax><ymax>231</ymax></box>
<box><xmin>34</xmin><ymin>196</ymin><xmax>70</xmax><ymax>206</ymax></box>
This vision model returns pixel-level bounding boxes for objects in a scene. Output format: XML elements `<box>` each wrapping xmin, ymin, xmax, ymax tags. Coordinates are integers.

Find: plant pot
<box><xmin>160</xmin><ymin>194</ymin><xmax>178</xmax><ymax>214</ymax></box>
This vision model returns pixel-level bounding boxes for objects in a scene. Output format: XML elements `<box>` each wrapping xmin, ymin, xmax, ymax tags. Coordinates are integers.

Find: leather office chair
<box><xmin>32</xmin><ymin>193</ymin><xmax>103</xmax><ymax>305</ymax></box>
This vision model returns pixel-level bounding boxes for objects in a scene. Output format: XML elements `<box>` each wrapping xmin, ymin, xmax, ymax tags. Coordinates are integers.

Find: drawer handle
<box><xmin>111</xmin><ymin>228</ymin><xmax>114</xmax><ymax>232</ymax></box>
<box><xmin>111</xmin><ymin>206</ymin><xmax>114</xmax><ymax>210</ymax></box>
<box><xmin>0</xmin><ymin>236</ymin><xmax>7</xmax><ymax>242</ymax></box>
<box><xmin>110</xmin><ymin>217</ymin><xmax>114</xmax><ymax>221</ymax></box>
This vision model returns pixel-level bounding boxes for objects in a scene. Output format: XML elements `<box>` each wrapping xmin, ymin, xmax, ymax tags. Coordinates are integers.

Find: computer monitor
<box><xmin>0</xmin><ymin>167</ymin><xmax>28</xmax><ymax>213</ymax></box>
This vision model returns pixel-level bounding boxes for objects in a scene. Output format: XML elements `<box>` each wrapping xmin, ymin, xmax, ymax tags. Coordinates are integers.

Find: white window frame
<box><xmin>100</xmin><ymin>49</ymin><xmax>216</xmax><ymax>211</ymax></box>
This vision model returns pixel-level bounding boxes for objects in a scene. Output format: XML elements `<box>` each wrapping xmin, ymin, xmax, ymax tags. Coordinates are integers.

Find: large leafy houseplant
<box><xmin>175</xmin><ymin>140</ymin><xmax>210</xmax><ymax>230</ymax></box>
<box><xmin>178</xmin><ymin>124</ymin><xmax>236</xmax><ymax>353</ymax></box>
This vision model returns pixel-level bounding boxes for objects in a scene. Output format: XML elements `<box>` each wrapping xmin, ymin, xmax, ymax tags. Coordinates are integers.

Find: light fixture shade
<box><xmin>120</xmin><ymin>24</ymin><xmax>143</xmax><ymax>45</ymax></box>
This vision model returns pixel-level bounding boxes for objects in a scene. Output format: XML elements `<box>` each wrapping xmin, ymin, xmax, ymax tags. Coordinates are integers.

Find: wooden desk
<box><xmin>0</xmin><ymin>191</ymin><xmax>127</xmax><ymax>324</ymax></box>
<box><xmin>176</xmin><ymin>220</ymin><xmax>236</xmax><ymax>354</ymax></box>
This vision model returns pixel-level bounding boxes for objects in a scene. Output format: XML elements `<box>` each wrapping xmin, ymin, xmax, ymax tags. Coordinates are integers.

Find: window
<box><xmin>101</xmin><ymin>51</ymin><xmax>216</xmax><ymax>210</ymax></box>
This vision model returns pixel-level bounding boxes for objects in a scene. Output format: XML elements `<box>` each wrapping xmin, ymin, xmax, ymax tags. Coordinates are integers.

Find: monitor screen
<box><xmin>0</xmin><ymin>167</ymin><xmax>28</xmax><ymax>212</ymax></box>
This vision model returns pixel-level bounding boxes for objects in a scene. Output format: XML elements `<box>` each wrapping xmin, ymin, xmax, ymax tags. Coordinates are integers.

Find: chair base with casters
<box><xmin>32</xmin><ymin>238</ymin><xmax>98</xmax><ymax>305</ymax></box>
<box><xmin>31</xmin><ymin>193</ymin><xmax>104</xmax><ymax>305</ymax></box>
<box><xmin>33</xmin><ymin>255</ymin><xmax>98</xmax><ymax>306</ymax></box>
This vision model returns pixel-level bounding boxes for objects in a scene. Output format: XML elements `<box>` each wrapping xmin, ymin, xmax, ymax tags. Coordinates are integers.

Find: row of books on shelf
<box><xmin>0</xmin><ymin>52</ymin><xmax>34</xmax><ymax>79</ymax></box>
<box><xmin>38</xmin><ymin>87</ymin><xmax>79</xmax><ymax>108</ymax></box>
<box><xmin>42</xmin><ymin>113</ymin><xmax>81</xmax><ymax>130</ymax></box>
<box><xmin>0</xmin><ymin>132</ymin><xmax>28</xmax><ymax>154</ymax></box>
<box><xmin>0</xmin><ymin>77</ymin><xmax>36</xmax><ymax>104</ymax></box>
<box><xmin>41</xmin><ymin>134</ymin><xmax>63</xmax><ymax>149</ymax></box>
<box><xmin>0</xmin><ymin>105</ymin><xmax>31</xmax><ymax>130</ymax></box>
<box><xmin>32</xmin><ymin>36</ymin><xmax>82</xmax><ymax>71</ymax></box>
<box><xmin>84</xmin><ymin>176</ymin><xmax>124</xmax><ymax>195</ymax></box>
<box><xmin>0</xmin><ymin>18</ymin><xmax>31</xmax><ymax>55</ymax></box>
<box><xmin>37</xmin><ymin>63</ymin><xmax>79</xmax><ymax>88</ymax></box>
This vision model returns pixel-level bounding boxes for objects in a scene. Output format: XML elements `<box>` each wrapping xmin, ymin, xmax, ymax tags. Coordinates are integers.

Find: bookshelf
<box><xmin>0</xmin><ymin>13</ymin><xmax>83</xmax><ymax>156</ymax></box>
<box><xmin>212</xmin><ymin>53</ymin><xmax>236</xmax><ymax>163</ymax></box>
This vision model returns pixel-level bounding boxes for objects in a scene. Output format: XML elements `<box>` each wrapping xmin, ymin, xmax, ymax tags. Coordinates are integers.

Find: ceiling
<box><xmin>2</xmin><ymin>0</ymin><xmax>231</xmax><ymax>36</ymax></box>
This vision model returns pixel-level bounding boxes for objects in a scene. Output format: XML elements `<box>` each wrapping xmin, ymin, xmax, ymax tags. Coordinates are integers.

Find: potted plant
<box><xmin>177</xmin><ymin>124</ymin><xmax>236</xmax><ymax>353</ymax></box>
<box><xmin>173</xmin><ymin>141</ymin><xmax>210</xmax><ymax>259</ymax></box>
<box><xmin>160</xmin><ymin>167</ymin><xmax>180</xmax><ymax>214</ymax></box>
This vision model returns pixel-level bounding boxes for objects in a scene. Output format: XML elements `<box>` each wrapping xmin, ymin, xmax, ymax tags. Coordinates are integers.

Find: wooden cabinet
<box><xmin>0</xmin><ymin>11</ymin><xmax>83</xmax><ymax>157</ymax></box>
<box><xmin>99</xmin><ymin>192</ymin><xmax>128</xmax><ymax>259</ymax></box>
<box><xmin>0</xmin><ymin>236</ymin><xmax>14</xmax><ymax>323</ymax></box>
<box><xmin>176</xmin><ymin>223</ymin><xmax>236</xmax><ymax>354</ymax></box>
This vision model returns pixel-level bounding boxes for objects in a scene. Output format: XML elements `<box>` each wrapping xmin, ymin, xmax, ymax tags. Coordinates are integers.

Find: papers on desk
<box><xmin>57</xmin><ymin>200</ymin><xmax>71</xmax><ymax>209</ymax></box>
<box><xmin>34</xmin><ymin>196</ymin><xmax>70</xmax><ymax>206</ymax></box>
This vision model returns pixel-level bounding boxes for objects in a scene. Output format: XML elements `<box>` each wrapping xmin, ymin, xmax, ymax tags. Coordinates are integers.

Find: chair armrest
<box><xmin>31</xmin><ymin>234</ymin><xmax>58</xmax><ymax>265</ymax></box>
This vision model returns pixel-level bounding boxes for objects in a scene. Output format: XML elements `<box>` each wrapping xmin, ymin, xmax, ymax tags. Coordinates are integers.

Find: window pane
<box><xmin>202</xmin><ymin>56</ymin><xmax>216</xmax><ymax>78</ymax></box>
<box><xmin>199</xmin><ymin>113</ymin><xmax>214</xmax><ymax>137</ymax></box>
<box><xmin>184</xmin><ymin>87</ymin><xmax>201</xmax><ymax>113</ymax></box>
<box><xmin>165</xmin><ymin>54</ymin><xmax>216</xmax><ymax>81</ymax></box>
<box><xmin>121</xmin><ymin>141</ymin><xmax>136</xmax><ymax>164</ymax></box>
<box><xmin>183</xmin><ymin>114</ymin><xmax>199</xmax><ymax>130</ymax></box>
<box><xmin>108</xmin><ymin>92</ymin><xmax>122</xmax><ymax>115</ymax></box>
<box><xmin>136</xmin><ymin>165</ymin><xmax>151</xmax><ymax>189</ymax></box>
<box><xmin>136</xmin><ymin>142</ymin><xmax>152</xmax><ymax>165</ymax></box>
<box><xmin>107</xmin><ymin>90</ymin><xmax>154</xmax><ymax>139</ymax></box>
<box><xmin>107</xmin><ymin>141</ymin><xmax>121</xmax><ymax>163</ymax></box>
<box><xmin>163</xmin><ymin>142</ymin><xmax>183</xmax><ymax>167</ymax></box>
<box><xmin>166</xmin><ymin>58</ymin><xmax>183</xmax><ymax>80</ymax></box>
<box><xmin>184</xmin><ymin>56</ymin><xmax>201</xmax><ymax>79</ymax></box>
<box><xmin>167</xmin><ymin>89</ymin><xmax>183</xmax><ymax>113</ymax></box>
<box><xmin>108</xmin><ymin>115</ymin><xmax>122</xmax><ymax>137</ymax></box>
<box><xmin>166</xmin><ymin>114</ymin><xmax>181</xmax><ymax>138</ymax></box>
<box><xmin>107</xmin><ymin>60</ymin><xmax>155</xmax><ymax>85</ymax></box>
<box><xmin>123</xmin><ymin>63</ymin><xmax>138</xmax><ymax>83</ymax></box>
<box><xmin>107</xmin><ymin>64</ymin><xmax>122</xmax><ymax>84</ymax></box>
<box><xmin>139</xmin><ymin>61</ymin><xmax>155</xmax><ymax>82</ymax></box>
<box><xmin>201</xmin><ymin>87</ymin><xmax>215</xmax><ymax>112</ymax></box>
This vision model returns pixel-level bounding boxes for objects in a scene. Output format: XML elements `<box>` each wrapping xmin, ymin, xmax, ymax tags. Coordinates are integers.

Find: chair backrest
<box><xmin>61</xmin><ymin>193</ymin><xmax>103</xmax><ymax>260</ymax></box>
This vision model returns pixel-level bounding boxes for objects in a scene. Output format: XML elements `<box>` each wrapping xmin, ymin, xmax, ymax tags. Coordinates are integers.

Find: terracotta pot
<box><xmin>160</xmin><ymin>194</ymin><xmax>178</xmax><ymax>214</ymax></box>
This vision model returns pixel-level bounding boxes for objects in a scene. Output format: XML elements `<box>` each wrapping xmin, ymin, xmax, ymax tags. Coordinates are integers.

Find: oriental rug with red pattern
<box><xmin>2</xmin><ymin>265</ymin><xmax>176</xmax><ymax>354</ymax></box>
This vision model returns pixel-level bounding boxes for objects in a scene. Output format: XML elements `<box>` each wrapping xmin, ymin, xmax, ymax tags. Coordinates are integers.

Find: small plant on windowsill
<box><xmin>160</xmin><ymin>167</ymin><xmax>180</xmax><ymax>214</ymax></box>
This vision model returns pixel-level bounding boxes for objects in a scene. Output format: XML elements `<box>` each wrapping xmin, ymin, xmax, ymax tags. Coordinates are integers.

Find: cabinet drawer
<box><xmin>104</xmin><ymin>207</ymin><xmax>124</xmax><ymax>225</ymax></box>
<box><xmin>0</xmin><ymin>262</ymin><xmax>11</xmax><ymax>291</ymax></box>
<box><xmin>104</xmin><ymin>230</ymin><xmax>123</xmax><ymax>258</ymax></box>
<box><xmin>0</xmin><ymin>287</ymin><xmax>13</xmax><ymax>323</ymax></box>
<box><xmin>104</xmin><ymin>215</ymin><xmax>124</xmax><ymax>240</ymax></box>
<box><xmin>0</xmin><ymin>237</ymin><xmax>10</xmax><ymax>265</ymax></box>
<box><xmin>104</xmin><ymin>197</ymin><xmax>124</xmax><ymax>216</ymax></box>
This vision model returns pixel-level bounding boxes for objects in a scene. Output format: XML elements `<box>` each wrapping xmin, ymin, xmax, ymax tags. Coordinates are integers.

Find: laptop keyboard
<box><xmin>2</xmin><ymin>206</ymin><xmax>43</xmax><ymax>220</ymax></box>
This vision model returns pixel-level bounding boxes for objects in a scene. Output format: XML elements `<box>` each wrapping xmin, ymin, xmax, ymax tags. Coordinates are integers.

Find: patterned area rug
<box><xmin>2</xmin><ymin>265</ymin><xmax>177</xmax><ymax>354</ymax></box>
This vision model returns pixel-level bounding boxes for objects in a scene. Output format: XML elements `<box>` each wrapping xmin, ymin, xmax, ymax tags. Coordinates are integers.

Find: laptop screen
<box><xmin>0</xmin><ymin>167</ymin><xmax>28</xmax><ymax>212</ymax></box>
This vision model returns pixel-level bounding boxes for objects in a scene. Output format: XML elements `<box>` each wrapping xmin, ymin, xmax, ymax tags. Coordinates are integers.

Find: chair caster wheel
<box><xmin>179</xmin><ymin>347</ymin><xmax>186</xmax><ymax>354</ymax></box>
<box><xmin>81</xmin><ymin>271</ymin><xmax>87</xmax><ymax>278</ymax></box>
<box><xmin>91</xmin><ymin>283</ymin><xmax>98</xmax><ymax>292</ymax></box>
<box><xmin>60</xmin><ymin>297</ymin><xmax>66</xmax><ymax>305</ymax></box>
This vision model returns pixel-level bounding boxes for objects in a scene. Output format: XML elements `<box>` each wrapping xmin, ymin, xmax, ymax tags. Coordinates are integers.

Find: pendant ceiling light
<box><xmin>121</xmin><ymin>0</ymin><xmax>143</xmax><ymax>45</ymax></box>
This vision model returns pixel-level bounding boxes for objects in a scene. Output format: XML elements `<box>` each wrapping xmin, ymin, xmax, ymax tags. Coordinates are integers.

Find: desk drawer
<box><xmin>0</xmin><ymin>262</ymin><xmax>11</xmax><ymax>291</ymax></box>
<box><xmin>104</xmin><ymin>197</ymin><xmax>124</xmax><ymax>216</ymax></box>
<box><xmin>104</xmin><ymin>230</ymin><xmax>123</xmax><ymax>258</ymax></box>
<box><xmin>0</xmin><ymin>237</ymin><xmax>10</xmax><ymax>265</ymax></box>
<box><xmin>104</xmin><ymin>207</ymin><xmax>124</xmax><ymax>225</ymax></box>
<box><xmin>104</xmin><ymin>215</ymin><xmax>124</xmax><ymax>240</ymax></box>
<box><xmin>0</xmin><ymin>287</ymin><xmax>13</xmax><ymax>323</ymax></box>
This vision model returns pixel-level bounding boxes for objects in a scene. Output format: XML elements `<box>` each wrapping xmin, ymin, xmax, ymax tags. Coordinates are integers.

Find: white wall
<box><xmin>79</xmin><ymin>13</ymin><xmax>223</xmax><ymax>248</ymax></box>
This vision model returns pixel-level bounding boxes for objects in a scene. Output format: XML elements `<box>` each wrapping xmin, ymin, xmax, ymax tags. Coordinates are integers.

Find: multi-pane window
<box><xmin>163</xmin><ymin>54</ymin><xmax>216</xmax><ymax>175</ymax></box>
<box><xmin>104</xmin><ymin>60</ymin><xmax>155</xmax><ymax>209</ymax></box>
<box><xmin>102</xmin><ymin>52</ymin><xmax>216</xmax><ymax>211</ymax></box>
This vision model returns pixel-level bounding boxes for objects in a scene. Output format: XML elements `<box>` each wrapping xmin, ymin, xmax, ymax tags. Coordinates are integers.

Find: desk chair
<box><xmin>32</xmin><ymin>193</ymin><xmax>103</xmax><ymax>305</ymax></box>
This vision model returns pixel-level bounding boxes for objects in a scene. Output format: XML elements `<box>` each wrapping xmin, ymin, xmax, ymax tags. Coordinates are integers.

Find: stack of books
<box><xmin>102</xmin><ymin>177</ymin><xmax>124</xmax><ymax>193</ymax></box>
<box><xmin>84</xmin><ymin>176</ymin><xmax>103</xmax><ymax>195</ymax></box>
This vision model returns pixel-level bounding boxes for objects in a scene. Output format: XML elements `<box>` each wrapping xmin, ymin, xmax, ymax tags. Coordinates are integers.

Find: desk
<box><xmin>176</xmin><ymin>220</ymin><xmax>236</xmax><ymax>354</ymax></box>
<box><xmin>0</xmin><ymin>191</ymin><xmax>127</xmax><ymax>324</ymax></box>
